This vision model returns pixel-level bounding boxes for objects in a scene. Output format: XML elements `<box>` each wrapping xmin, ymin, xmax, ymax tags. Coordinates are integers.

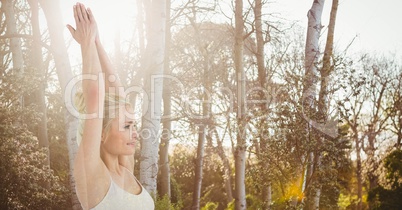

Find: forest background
<box><xmin>1</xmin><ymin>0</ymin><xmax>402</xmax><ymax>210</ymax></box>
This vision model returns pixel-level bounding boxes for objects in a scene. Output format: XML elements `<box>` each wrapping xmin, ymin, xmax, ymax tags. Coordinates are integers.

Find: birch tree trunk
<box><xmin>234</xmin><ymin>0</ymin><xmax>247</xmax><ymax>209</ymax></box>
<box><xmin>139</xmin><ymin>0</ymin><xmax>166</xmax><ymax>196</ymax></box>
<box><xmin>302</xmin><ymin>0</ymin><xmax>325</xmax><ymax>209</ymax></box>
<box><xmin>159</xmin><ymin>92</ymin><xmax>171</xmax><ymax>198</ymax></box>
<box><xmin>254</xmin><ymin>0</ymin><xmax>271</xmax><ymax>208</ymax></box>
<box><xmin>303</xmin><ymin>0</ymin><xmax>339</xmax><ymax>209</ymax></box>
<box><xmin>159</xmin><ymin>0</ymin><xmax>171</xmax><ymax>198</ymax></box>
<box><xmin>159</xmin><ymin>0</ymin><xmax>172</xmax><ymax>199</ymax></box>
<box><xmin>192</xmin><ymin>123</ymin><xmax>206</xmax><ymax>210</ymax></box>
<box><xmin>39</xmin><ymin>0</ymin><xmax>80</xmax><ymax>209</ymax></box>
<box><xmin>313</xmin><ymin>1</ymin><xmax>338</xmax><ymax>209</ymax></box>
<box><xmin>27</xmin><ymin>0</ymin><xmax>50</xmax><ymax>167</ymax></box>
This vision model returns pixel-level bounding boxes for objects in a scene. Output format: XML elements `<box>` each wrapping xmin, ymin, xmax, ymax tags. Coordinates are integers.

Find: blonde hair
<box><xmin>75</xmin><ymin>92</ymin><xmax>131</xmax><ymax>145</ymax></box>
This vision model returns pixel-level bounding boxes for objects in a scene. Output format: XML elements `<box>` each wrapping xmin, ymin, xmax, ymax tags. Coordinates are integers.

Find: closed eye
<box><xmin>124</xmin><ymin>121</ymin><xmax>137</xmax><ymax>130</ymax></box>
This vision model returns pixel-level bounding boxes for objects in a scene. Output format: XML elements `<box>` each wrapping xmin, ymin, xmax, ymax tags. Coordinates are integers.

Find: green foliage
<box><xmin>170</xmin><ymin>177</ymin><xmax>183</xmax><ymax>205</ymax></box>
<box><xmin>46</xmin><ymin>87</ymin><xmax>72</xmax><ymax>195</ymax></box>
<box><xmin>246</xmin><ymin>194</ymin><xmax>264</xmax><ymax>209</ymax></box>
<box><xmin>224</xmin><ymin>199</ymin><xmax>234</xmax><ymax>210</ymax></box>
<box><xmin>0</xmin><ymin>73</ymin><xmax>68</xmax><ymax>209</ymax></box>
<box><xmin>156</xmin><ymin>176</ymin><xmax>183</xmax><ymax>208</ymax></box>
<box><xmin>201</xmin><ymin>201</ymin><xmax>219</xmax><ymax>210</ymax></box>
<box><xmin>169</xmin><ymin>144</ymin><xmax>231</xmax><ymax>209</ymax></box>
<box><xmin>383</xmin><ymin>149</ymin><xmax>402</xmax><ymax>188</ymax></box>
<box><xmin>368</xmin><ymin>186</ymin><xmax>402</xmax><ymax>210</ymax></box>
<box><xmin>318</xmin><ymin>126</ymin><xmax>353</xmax><ymax>209</ymax></box>
<box><xmin>368</xmin><ymin>149</ymin><xmax>402</xmax><ymax>210</ymax></box>
<box><xmin>155</xmin><ymin>194</ymin><xmax>183</xmax><ymax>210</ymax></box>
<box><xmin>224</xmin><ymin>195</ymin><xmax>267</xmax><ymax>210</ymax></box>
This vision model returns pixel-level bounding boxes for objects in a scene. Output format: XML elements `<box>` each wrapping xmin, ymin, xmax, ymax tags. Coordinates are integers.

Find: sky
<box><xmin>58</xmin><ymin>0</ymin><xmax>402</xmax><ymax>59</ymax></box>
<box><xmin>275</xmin><ymin>0</ymin><xmax>402</xmax><ymax>57</ymax></box>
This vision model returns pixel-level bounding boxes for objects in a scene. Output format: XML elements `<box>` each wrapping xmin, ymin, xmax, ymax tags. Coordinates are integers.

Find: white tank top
<box><xmin>90</xmin><ymin>174</ymin><xmax>155</xmax><ymax>210</ymax></box>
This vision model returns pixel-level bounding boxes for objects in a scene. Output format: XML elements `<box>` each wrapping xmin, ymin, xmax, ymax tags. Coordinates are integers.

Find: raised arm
<box><xmin>95</xmin><ymin>28</ymin><xmax>134</xmax><ymax>173</ymax></box>
<box><xmin>95</xmin><ymin>36</ymin><xmax>123</xmax><ymax>90</ymax></box>
<box><xmin>67</xmin><ymin>3</ymin><xmax>109</xmax><ymax>209</ymax></box>
<box><xmin>69</xmin><ymin>5</ymin><xmax>133</xmax><ymax>173</ymax></box>
<box><xmin>78</xmin><ymin>4</ymin><xmax>104</xmax><ymax>157</ymax></box>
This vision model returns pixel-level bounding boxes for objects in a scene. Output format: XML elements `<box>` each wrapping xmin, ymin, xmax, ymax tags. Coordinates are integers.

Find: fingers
<box><xmin>76</xmin><ymin>3</ymin><xmax>84</xmax><ymax>22</ymax></box>
<box><xmin>80</xmin><ymin>3</ymin><xmax>89</xmax><ymax>22</ymax></box>
<box><xmin>87</xmin><ymin>7</ymin><xmax>94</xmax><ymax>22</ymax></box>
<box><xmin>74</xmin><ymin>2</ymin><xmax>93</xmax><ymax>23</ymax></box>
<box><xmin>73</xmin><ymin>5</ymin><xmax>79</xmax><ymax>23</ymax></box>
<box><xmin>66</xmin><ymin>24</ymin><xmax>75</xmax><ymax>36</ymax></box>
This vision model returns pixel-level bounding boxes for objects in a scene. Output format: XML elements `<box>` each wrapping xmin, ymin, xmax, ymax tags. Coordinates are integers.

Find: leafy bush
<box><xmin>155</xmin><ymin>194</ymin><xmax>183</xmax><ymax>210</ymax></box>
<box><xmin>368</xmin><ymin>150</ymin><xmax>402</xmax><ymax>210</ymax></box>
<box><xmin>0</xmin><ymin>73</ymin><xmax>68</xmax><ymax>209</ymax></box>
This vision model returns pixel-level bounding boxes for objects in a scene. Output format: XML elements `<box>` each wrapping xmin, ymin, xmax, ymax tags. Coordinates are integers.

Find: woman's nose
<box><xmin>131</xmin><ymin>129</ymin><xmax>138</xmax><ymax>139</ymax></box>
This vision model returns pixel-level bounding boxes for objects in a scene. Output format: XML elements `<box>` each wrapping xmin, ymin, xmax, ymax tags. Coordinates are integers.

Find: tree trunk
<box><xmin>302</xmin><ymin>0</ymin><xmax>325</xmax><ymax>209</ymax></box>
<box><xmin>234</xmin><ymin>0</ymin><xmax>247</xmax><ymax>209</ymax></box>
<box><xmin>3</xmin><ymin>0</ymin><xmax>23</xmax><ymax>110</ymax></box>
<box><xmin>254</xmin><ymin>0</ymin><xmax>266</xmax><ymax>88</ymax></box>
<box><xmin>27</xmin><ymin>0</ymin><xmax>50</xmax><ymax>167</ymax></box>
<box><xmin>312</xmin><ymin>0</ymin><xmax>338</xmax><ymax>209</ymax></box>
<box><xmin>187</xmin><ymin>4</ymin><xmax>213</xmax><ymax>208</ymax></box>
<box><xmin>39</xmin><ymin>0</ymin><xmax>81</xmax><ymax>209</ymax></box>
<box><xmin>139</xmin><ymin>0</ymin><xmax>166</xmax><ymax>196</ymax></box>
<box><xmin>2</xmin><ymin>0</ymin><xmax>23</xmax><ymax>75</ymax></box>
<box><xmin>215</xmin><ymin>129</ymin><xmax>234</xmax><ymax>203</ymax></box>
<box><xmin>128</xmin><ymin>0</ymin><xmax>147</xmax><ymax>108</ymax></box>
<box><xmin>353</xmin><ymin>129</ymin><xmax>363</xmax><ymax>210</ymax></box>
<box><xmin>192</xmin><ymin>124</ymin><xmax>206</xmax><ymax>210</ymax></box>
<box><xmin>254</xmin><ymin>0</ymin><xmax>271</xmax><ymax>208</ymax></box>
<box><xmin>159</xmin><ymin>98</ymin><xmax>171</xmax><ymax>198</ymax></box>
<box><xmin>158</xmin><ymin>0</ymin><xmax>172</xmax><ymax>199</ymax></box>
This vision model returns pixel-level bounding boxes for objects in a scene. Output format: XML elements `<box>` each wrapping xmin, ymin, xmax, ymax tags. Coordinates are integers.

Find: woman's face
<box><xmin>102</xmin><ymin>106</ymin><xmax>137</xmax><ymax>156</ymax></box>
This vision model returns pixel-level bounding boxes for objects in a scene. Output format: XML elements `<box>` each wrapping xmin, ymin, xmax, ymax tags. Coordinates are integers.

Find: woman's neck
<box><xmin>100</xmin><ymin>150</ymin><xmax>122</xmax><ymax>174</ymax></box>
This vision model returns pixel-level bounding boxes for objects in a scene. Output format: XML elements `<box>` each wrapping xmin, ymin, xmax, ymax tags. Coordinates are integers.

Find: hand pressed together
<box><xmin>67</xmin><ymin>2</ymin><xmax>98</xmax><ymax>45</ymax></box>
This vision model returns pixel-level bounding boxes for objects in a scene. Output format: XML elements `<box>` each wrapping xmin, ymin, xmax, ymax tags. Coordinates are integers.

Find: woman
<box><xmin>66</xmin><ymin>3</ymin><xmax>154</xmax><ymax>209</ymax></box>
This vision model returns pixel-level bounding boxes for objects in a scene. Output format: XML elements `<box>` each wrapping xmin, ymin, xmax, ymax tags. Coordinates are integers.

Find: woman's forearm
<box><xmin>95</xmin><ymin>40</ymin><xmax>122</xmax><ymax>91</ymax></box>
<box><xmin>81</xmin><ymin>42</ymin><xmax>105</xmax><ymax>113</ymax></box>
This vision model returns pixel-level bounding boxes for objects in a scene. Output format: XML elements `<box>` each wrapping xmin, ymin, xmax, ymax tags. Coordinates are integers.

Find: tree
<box><xmin>252</xmin><ymin>0</ymin><xmax>271</xmax><ymax>208</ymax></box>
<box><xmin>368</xmin><ymin>149</ymin><xmax>402</xmax><ymax>210</ymax></box>
<box><xmin>2</xmin><ymin>0</ymin><xmax>23</xmax><ymax>74</ymax></box>
<box><xmin>177</xmin><ymin>2</ymin><xmax>220</xmax><ymax>209</ymax></box>
<box><xmin>38</xmin><ymin>0</ymin><xmax>81</xmax><ymax>208</ymax></box>
<box><xmin>2</xmin><ymin>0</ymin><xmax>24</xmax><ymax>109</ymax></box>
<box><xmin>387</xmin><ymin>71</ymin><xmax>402</xmax><ymax>149</ymax></box>
<box><xmin>234</xmin><ymin>0</ymin><xmax>247</xmax><ymax>209</ymax></box>
<box><xmin>301</xmin><ymin>0</ymin><xmax>325</xmax><ymax>209</ymax></box>
<box><xmin>27</xmin><ymin>0</ymin><xmax>50</xmax><ymax>167</ymax></box>
<box><xmin>159</xmin><ymin>0</ymin><xmax>172</xmax><ymax>199</ymax></box>
<box><xmin>338</xmin><ymin>67</ymin><xmax>367</xmax><ymax>210</ymax></box>
<box><xmin>311</xmin><ymin>0</ymin><xmax>339</xmax><ymax>209</ymax></box>
<box><xmin>339</xmin><ymin>54</ymin><xmax>396</xmax><ymax>210</ymax></box>
<box><xmin>301</xmin><ymin>0</ymin><xmax>340</xmax><ymax>209</ymax></box>
<box><xmin>168</xmin><ymin>18</ymin><xmax>240</xmax><ymax>207</ymax></box>
<box><xmin>0</xmin><ymin>54</ymin><xmax>68</xmax><ymax>210</ymax></box>
<box><xmin>139</xmin><ymin>0</ymin><xmax>166</xmax><ymax>196</ymax></box>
